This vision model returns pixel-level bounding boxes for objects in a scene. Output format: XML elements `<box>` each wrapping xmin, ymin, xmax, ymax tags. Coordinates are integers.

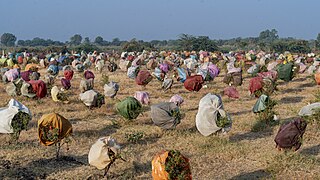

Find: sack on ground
<box><xmin>274</xmin><ymin>118</ymin><xmax>307</xmax><ymax>151</ymax></box>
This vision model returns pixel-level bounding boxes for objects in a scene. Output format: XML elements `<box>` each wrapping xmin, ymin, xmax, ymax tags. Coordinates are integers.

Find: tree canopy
<box><xmin>1</xmin><ymin>29</ymin><xmax>319</xmax><ymax>54</ymax></box>
<box><xmin>1</xmin><ymin>33</ymin><xmax>17</xmax><ymax>46</ymax></box>
<box><xmin>177</xmin><ymin>34</ymin><xmax>218</xmax><ymax>51</ymax></box>
<box><xmin>70</xmin><ymin>34</ymin><xmax>82</xmax><ymax>46</ymax></box>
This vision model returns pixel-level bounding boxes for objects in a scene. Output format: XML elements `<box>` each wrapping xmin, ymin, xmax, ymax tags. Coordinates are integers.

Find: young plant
<box><xmin>104</xmin><ymin>148</ymin><xmax>126</xmax><ymax>177</ymax></box>
<box><xmin>125</xmin><ymin>132</ymin><xmax>144</xmax><ymax>144</ymax></box>
<box><xmin>101</xmin><ymin>74</ymin><xmax>109</xmax><ymax>85</ymax></box>
<box><xmin>171</xmin><ymin>109</ymin><xmax>182</xmax><ymax>125</ymax></box>
<box><xmin>10</xmin><ymin>111</ymin><xmax>31</xmax><ymax>141</ymax></box>
<box><xmin>57</xmin><ymin>92</ymin><xmax>69</xmax><ymax>102</ymax></box>
<box><xmin>257</xmin><ymin>98</ymin><xmax>277</xmax><ymax>124</ymax></box>
<box><xmin>40</xmin><ymin>124</ymin><xmax>71</xmax><ymax>159</ymax></box>
<box><xmin>96</xmin><ymin>93</ymin><xmax>105</xmax><ymax>108</ymax></box>
<box><xmin>165</xmin><ymin>150</ymin><xmax>192</xmax><ymax>180</ymax></box>
<box><xmin>314</xmin><ymin>90</ymin><xmax>320</xmax><ymax>103</ymax></box>
<box><xmin>303</xmin><ymin>108</ymin><xmax>320</xmax><ymax>125</ymax></box>
<box><xmin>216</xmin><ymin>114</ymin><xmax>231</xmax><ymax>128</ymax></box>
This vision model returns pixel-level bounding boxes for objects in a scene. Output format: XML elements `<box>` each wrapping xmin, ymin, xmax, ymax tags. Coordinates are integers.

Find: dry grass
<box><xmin>0</xmin><ymin>67</ymin><xmax>319</xmax><ymax>179</ymax></box>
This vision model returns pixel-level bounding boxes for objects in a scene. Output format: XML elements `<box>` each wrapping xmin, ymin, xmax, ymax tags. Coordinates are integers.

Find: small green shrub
<box><xmin>11</xmin><ymin>111</ymin><xmax>31</xmax><ymax>141</ymax></box>
<box><xmin>165</xmin><ymin>150</ymin><xmax>191</xmax><ymax>180</ymax></box>
<box><xmin>57</xmin><ymin>92</ymin><xmax>68</xmax><ymax>102</ymax></box>
<box><xmin>257</xmin><ymin>98</ymin><xmax>277</xmax><ymax>124</ymax></box>
<box><xmin>303</xmin><ymin>108</ymin><xmax>320</xmax><ymax>125</ymax></box>
<box><xmin>314</xmin><ymin>90</ymin><xmax>320</xmax><ymax>102</ymax></box>
<box><xmin>96</xmin><ymin>93</ymin><xmax>105</xmax><ymax>108</ymax></box>
<box><xmin>41</xmin><ymin>125</ymin><xmax>60</xmax><ymax>143</ymax></box>
<box><xmin>125</xmin><ymin>132</ymin><xmax>144</xmax><ymax>143</ymax></box>
<box><xmin>216</xmin><ymin>114</ymin><xmax>231</xmax><ymax>128</ymax></box>
<box><xmin>101</xmin><ymin>74</ymin><xmax>109</xmax><ymax>85</ymax></box>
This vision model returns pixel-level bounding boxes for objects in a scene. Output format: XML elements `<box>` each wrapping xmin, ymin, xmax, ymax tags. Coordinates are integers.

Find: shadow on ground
<box><xmin>229</xmin><ymin>110</ymin><xmax>252</xmax><ymax>116</ymax></box>
<box><xmin>229</xmin><ymin>130</ymin><xmax>273</xmax><ymax>142</ymax></box>
<box><xmin>298</xmin><ymin>82</ymin><xmax>316</xmax><ymax>89</ymax></box>
<box><xmin>280</xmin><ymin>96</ymin><xmax>304</xmax><ymax>104</ymax></box>
<box><xmin>0</xmin><ymin>155</ymin><xmax>87</xmax><ymax>179</ymax></box>
<box><xmin>229</xmin><ymin>169</ymin><xmax>272</xmax><ymax>180</ymax></box>
<box><xmin>301</xmin><ymin>144</ymin><xmax>320</xmax><ymax>156</ymax></box>
<box><xmin>229</xmin><ymin>120</ymin><xmax>278</xmax><ymax>142</ymax></box>
<box><xmin>75</xmin><ymin>124</ymin><xmax>118</xmax><ymax>138</ymax></box>
<box><xmin>282</xmin><ymin>88</ymin><xmax>303</xmax><ymax>94</ymax></box>
<box><xmin>293</xmin><ymin>77</ymin><xmax>307</xmax><ymax>82</ymax></box>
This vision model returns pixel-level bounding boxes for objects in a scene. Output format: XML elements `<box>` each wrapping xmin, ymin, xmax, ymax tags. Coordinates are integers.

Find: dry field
<box><xmin>0</xmin><ymin>65</ymin><xmax>319</xmax><ymax>180</ymax></box>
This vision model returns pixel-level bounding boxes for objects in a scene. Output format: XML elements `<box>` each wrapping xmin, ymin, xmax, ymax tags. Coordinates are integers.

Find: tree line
<box><xmin>1</xmin><ymin>29</ymin><xmax>320</xmax><ymax>53</ymax></box>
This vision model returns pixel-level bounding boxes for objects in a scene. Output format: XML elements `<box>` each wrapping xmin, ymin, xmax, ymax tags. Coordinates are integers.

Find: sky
<box><xmin>0</xmin><ymin>0</ymin><xmax>319</xmax><ymax>42</ymax></box>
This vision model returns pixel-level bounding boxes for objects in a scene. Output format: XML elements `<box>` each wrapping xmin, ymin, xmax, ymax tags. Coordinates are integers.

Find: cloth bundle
<box><xmin>79</xmin><ymin>78</ymin><xmax>94</xmax><ymax>93</ymax></box>
<box><xmin>84</xmin><ymin>70</ymin><xmax>95</xmax><ymax>80</ymax></box>
<box><xmin>28</xmin><ymin>80</ymin><xmax>47</xmax><ymax>98</ymax></box>
<box><xmin>0</xmin><ymin>99</ymin><xmax>32</xmax><ymax>133</ymax></box>
<box><xmin>274</xmin><ymin>118</ymin><xmax>307</xmax><ymax>151</ymax></box>
<box><xmin>88</xmin><ymin>137</ymin><xmax>121</xmax><ymax>170</ymax></box>
<box><xmin>104</xmin><ymin>81</ymin><xmax>119</xmax><ymax>98</ymax></box>
<box><xmin>276</xmin><ymin>63</ymin><xmax>294</xmax><ymax>82</ymax></box>
<box><xmin>127</xmin><ymin>66</ymin><xmax>140</xmax><ymax>79</ymax></box>
<box><xmin>196</xmin><ymin>93</ymin><xmax>232</xmax><ymax>136</ymax></box>
<box><xmin>135</xmin><ymin>70</ymin><xmax>153</xmax><ymax>86</ymax></box>
<box><xmin>79</xmin><ymin>90</ymin><xmax>104</xmax><ymax>108</ymax></box>
<box><xmin>162</xmin><ymin>78</ymin><xmax>173</xmax><ymax>91</ymax></box>
<box><xmin>38</xmin><ymin>113</ymin><xmax>72</xmax><ymax>146</ymax></box>
<box><xmin>64</xmin><ymin>70</ymin><xmax>74</xmax><ymax>80</ymax></box>
<box><xmin>4</xmin><ymin>68</ymin><xmax>20</xmax><ymax>82</ymax></box>
<box><xmin>134</xmin><ymin>91</ymin><xmax>150</xmax><ymax>105</ymax></box>
<box><xmin>61</xmin><ymin>78</ymin><xmax>71</xmax><ymax>90</ymax></box>
<box><xmin>151</xmin><ymin>102</ymin><xmax>181</xmax><ymax>129</ymax></box>
<box><xmin>183</xmin><ymin>75</ymin><xmax>204</xmax><ymax>92</ymax></box>
<box><xmin>6</xmin><ymin>79</ymin><xmax>23</xmax><ymax>97</ymax></box>
<box><xmin>21</xmin><ymin>81</ymin><xmax>36</xmax><ymax>98</ymax></box>
<box><xmin>169</xmin><ymin>95</ymin><xmax>184</xmax><ymax>106</ymax></box>
<box><xmin>224</xmin><ymin>86</ymin><xmax>240</xmax><ymax>99</ymax></box>
<box><xmin>116</xmin><ymin>97</ymin><xmax>142</xmax><ymax>120</ymax></box>
<box><xmin>47</xmin><ymin>65</ymin><xmax>59</xmax><ymax>76</ymax></box>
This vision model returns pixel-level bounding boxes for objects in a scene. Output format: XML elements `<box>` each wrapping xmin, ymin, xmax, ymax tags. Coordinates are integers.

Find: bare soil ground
<box><xmin>0</xmin><ymin>67</ymin><xmax>319</xmax><ymax>180</ymax></box>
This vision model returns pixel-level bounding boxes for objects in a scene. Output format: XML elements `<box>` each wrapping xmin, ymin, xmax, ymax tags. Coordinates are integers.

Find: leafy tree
<box><xmin>111</xmin><ymin>38</ymin><xmax>121</xmax><ymax>46</ymax></box>
<box><xmin>121</xmin><ymin>39</ymin><xmax>143</xmax><ymax>52</ymax></box>
<box><xmin>177</xmin><ymin>34</ymin><xmax>194</xmax><ymax>51</ymax></box>
<box><xmin>177</xmin><ymin>34</ymin><xmax>218</xmax><ymax>51</ymax></box>
<box><xmin>288</xmin><ymin>40</ymin><xmax>310</xmax><ymax>53</ymax></box>
<box><xmin>94</xmin><ymin>36</ymin><xmax>104</xmax><ymax>45</ymax></box>
<box><xmin>1</xmin><ymin>33</ymin><xmax>17</xmax><ymax>46</ymax></box>
<box><xmin>83</xmin><ymin>37</ymin><xmax>90</xmax><ymax>44</ymax></box>
<box><xmin>16</xmin><ymin>38</ymin><xmax>65</xmax><ymax>47</ymax></box>
<box><xmin>238</xmin><ymin>41</ymin><xmax>248</xmax><ymax>50</ymax></box>
<box><xmin>259</xmin><ymin>29</ymin><xmax>279</xmax><ymax>43</ymax></box>
<box><xmin>31</xmin><ymin>37</ymin><xmax>47</xmax><ymax>46</ymax></box>
<box><xmin>150</xmin><ymin>40</ymin><xmax>167</xmax><ymax>47</ymax></box>
<box><xmin>316</xmin><ymin>33</ymin><xmax>320</xmax><ymax>49</ymax></box>
<box><xmin>74</xmin><ymin>43</ymin><xmax>99</xmax><ymax>53</ymax></box>
<box><xmin>70</xmin><ymin>34</ymin><xmax>82</xmax><ymax>46</ymax></box>
<box><xmin>192</xmin><ymin>36</ymin><xmax>218</xmax><ymax>51</ymax></box>
<box><xmin>271</xmin><ymin>40</ymin><xmax>288</xmax><ymax>53</ymax></box>
<box><xmin>17</xmin><ymin>40</ymin><xmax>25</xmax><ymax>46</ymax></box>
<box><xmin>121</xmin><ymin>39</ymin><xmax>154</xmax><ymax>52</ymax></box>
<box><xmin>167</xmin><ymin>39</ymin><xmax>178</xmax><ymax>47</ymax></box>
